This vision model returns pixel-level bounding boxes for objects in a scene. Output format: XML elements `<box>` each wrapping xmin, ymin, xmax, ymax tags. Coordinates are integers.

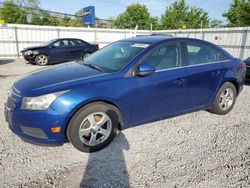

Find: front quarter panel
<box><xmin>50</xmin><ymin>73</ymin><xmax>131</xmax><ymax>132</ymax></box>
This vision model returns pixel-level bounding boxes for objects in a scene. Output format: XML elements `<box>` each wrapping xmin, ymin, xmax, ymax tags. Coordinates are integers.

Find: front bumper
<box><xmin>4</xmin><ymin>102</ymin><xmax>67</xmax><ymax>146</ymax></box>
<box><xmin>21</xmin><ymin>52</ymin><xmax>36</xmax><ymax>62</ymax></box>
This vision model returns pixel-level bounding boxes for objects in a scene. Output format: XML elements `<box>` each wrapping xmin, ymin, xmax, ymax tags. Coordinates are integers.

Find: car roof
<box><xmin>120</xmin><ymin>36</ymin><xmax>233</xmax><ymax>58</ymax></box>
<box><xmin>120</xmin><ymin>36</ymin><xmax>174</xmax><ymax>44</ymax></box>
<box><xmin>55</xmin><ymin>38</ymin><xmax>83</xmax><ymax>40</ymax></box>
<box><xmin>120</xmin><ymin>36</ymin><xmax>220</xmax><ymax>47</ymax></box>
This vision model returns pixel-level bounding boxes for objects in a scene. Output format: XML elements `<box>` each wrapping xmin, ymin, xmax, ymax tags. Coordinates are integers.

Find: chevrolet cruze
<box><xmin>5</xmin><ymin>36</ymin><xmax>246</xmax><ymax>152</ymax></box>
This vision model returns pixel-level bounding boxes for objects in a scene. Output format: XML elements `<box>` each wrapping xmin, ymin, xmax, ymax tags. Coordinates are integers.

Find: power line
<box><xmin>0</xmin><ymin>1</ymin><xmax>114</xmax><ymax>22</ymax></box>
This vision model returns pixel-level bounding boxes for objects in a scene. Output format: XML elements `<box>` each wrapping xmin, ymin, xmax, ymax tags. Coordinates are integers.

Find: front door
<box><xmin>128</xmin><ymin>41</ymin><xmax>189</xmax><ymax>125</ymax></box>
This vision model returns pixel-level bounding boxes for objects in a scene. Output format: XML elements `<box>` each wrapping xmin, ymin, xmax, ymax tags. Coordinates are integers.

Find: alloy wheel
<box><xmin>37</xmin><ymin>55</ymin><xmax>48</xmax><ymax>65</ymax></box>
<box><xmin>79</xmin><ymin>112</ymin><xmax>112</xmax><ymax>146</ymax></box>
<box><xmin>219</xmin><ymin>88</ymin><xmax>234</xmax><ymax>111</ymax></box>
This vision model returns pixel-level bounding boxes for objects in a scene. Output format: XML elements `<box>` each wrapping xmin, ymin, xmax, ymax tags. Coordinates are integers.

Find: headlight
<box><xmin>24</xmin><ymin>50</ymin><xmax>33</xmax><ymax>56</ymax></box>
<box><xmin>21</xmin><ymin>90</ymin><xmax>69</xmax><ymax>110</ymax></box>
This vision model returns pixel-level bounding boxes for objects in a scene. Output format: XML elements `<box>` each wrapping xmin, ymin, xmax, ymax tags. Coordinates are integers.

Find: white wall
<box><xmin>0</xmin><ymin>24</ymin><xmax>249</xmax><ymax>59</ymax></box>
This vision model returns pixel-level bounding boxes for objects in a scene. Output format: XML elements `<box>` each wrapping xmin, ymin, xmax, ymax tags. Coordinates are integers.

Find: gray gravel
<box><xmin>0</xmin><ymin>59</ymin><xmax>249</xmax><ymax>188</ymax></box>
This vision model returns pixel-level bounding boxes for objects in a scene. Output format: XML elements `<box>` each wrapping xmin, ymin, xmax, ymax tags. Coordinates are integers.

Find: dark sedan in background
<box><xmin>245</xmin><ymin>57</ymin><xmax>250</xmax><ymax>82</ymax></box>
<box><xmin>21</xmin><ymin>38</ymin><xmax>99</xmax><ymax>66</ymax></box>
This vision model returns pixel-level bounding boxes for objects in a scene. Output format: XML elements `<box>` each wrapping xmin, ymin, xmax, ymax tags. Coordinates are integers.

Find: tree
<box><xmin>0</xmin><ymin>1</ymin><xmax>27</xmax><ymax>24</ymax></box>
<box><xmin>11</xmin><ymin>0</ymin><xmax>40</xmax><ymax>8</ymax></box>
<box><xmin>150</xmin><ymin>16</ymin><xmax>160</xmax><ymax>30</ymax></box>
<box><xmin>114</xmin><ymin>3</ymin><xmax>153</xmax><ymax>30</ymax></box>
<box><xmin>223</xmin><ymin>0</ymin><xmax>250</xmax><ymax>27</ymax></box>
<box><xmin>68</xmin><ymin>9</ymin><xmax>84</xmax><ymax>27</ymax></box>
<box><xmin>160</xmin><ymin>0</ymin><xmax>209</xmax><ymax>29</ymax></box>
<box><xmin>210</xmin><ymin>19</ymin><xmax>224</xmax><ymax>28</ymax></box>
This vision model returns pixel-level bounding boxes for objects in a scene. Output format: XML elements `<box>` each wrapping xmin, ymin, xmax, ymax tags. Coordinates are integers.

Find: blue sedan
<box><xmin>5</xmin><ymin>36</ymin><xmax>246</xmax><ymax>152</ymax></box>
<box><xmin>21</xmin><ymin>38</ymin><xmax>99</xmax><ymax>66</ymax></box>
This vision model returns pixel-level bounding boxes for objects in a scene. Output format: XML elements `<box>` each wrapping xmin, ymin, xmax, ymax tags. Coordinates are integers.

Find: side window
<box><xmin>68</xmin><ymin>40</ymin><xmax>76</xmax><ymax>47</ymax></box>
<box><xmin>186</xmin><ymin>42</ymin><xmax>226</xmax><ymax>65</ymax></box>
<box><xmin>52</xmin><ymin>40</ymin><xmax>69</xmax><ymax>48</ymax></box>
<box><xmin>76</xmin><ymin>40</ymin><xmax>85</xmax><ymax>46</ymax></box>
<box><xmin>143</xmin><ymin>42</ymin><xmax>181</xmax><ymax>70</ymax></box>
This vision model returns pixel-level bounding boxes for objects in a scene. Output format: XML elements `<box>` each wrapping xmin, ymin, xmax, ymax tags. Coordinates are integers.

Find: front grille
<box><xmin>6</xmin><ymin>96</ymin><xmax>16</xmax><ymax>109</ymax></box>
<box><xmin>11</xmin><ymin>86</ymin><xmax>21</xmax><ymax>97</ymax></box>
<box><xmin>6</xmin><ymin>85</ymin><xmax>21</xmax><ymax>109</ymax></box>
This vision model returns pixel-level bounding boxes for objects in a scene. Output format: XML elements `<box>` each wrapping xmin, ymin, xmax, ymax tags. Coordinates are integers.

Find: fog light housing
<box><xmin>51</xmin><ymin>127</ymin><xmax>61</xmax><ymax>133</ymax></box>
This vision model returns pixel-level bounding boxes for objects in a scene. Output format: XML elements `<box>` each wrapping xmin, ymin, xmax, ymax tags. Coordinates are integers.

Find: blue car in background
<box><xmin>5</xmin><ymin>36</ymin><xmax>246</xmax><ymax>152</ymax></box>
<box><xmin>21</xmin><ymin>38</ymin><xmax>99</xmax><ymax>66</ymax></box>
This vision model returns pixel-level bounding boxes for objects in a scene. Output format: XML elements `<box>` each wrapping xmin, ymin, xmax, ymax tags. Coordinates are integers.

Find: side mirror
<box><xmin>136</xmin><ymin>63</ymin><xmax>156</xmax><ymax>77</ymax></box>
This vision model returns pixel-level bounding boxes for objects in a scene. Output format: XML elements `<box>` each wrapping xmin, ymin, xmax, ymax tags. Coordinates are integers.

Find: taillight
<box><xmin>242</xmin><ymin>63</ymin><xmax>247</xmax><ymax>72</ymax></box>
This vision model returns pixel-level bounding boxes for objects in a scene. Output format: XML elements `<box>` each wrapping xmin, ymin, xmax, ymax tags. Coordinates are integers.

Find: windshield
<box><xmin>43</xmin><ymin>39</ymin><xmax>57</xmax><ymax>46</ymax></box>
<box><xmin>84</xmin><ymin>41</ymin><xmax>149</xmax><ymax>72</ymax></box>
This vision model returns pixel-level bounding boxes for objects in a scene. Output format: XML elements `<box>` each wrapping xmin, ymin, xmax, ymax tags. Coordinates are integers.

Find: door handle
<box><xmin>173</xmin><ymin>78</ymin><xmax>185</xmax><ymax>85</ymax></box>
<box><xmin>179</xmin><ymin>78</ymin><xmax>185</xmax><ymax>84</ymax></box>
<box><xmin>211</xmin><ymin>70</ymin><xmax>221</xmax><ymax>76</ymax></box>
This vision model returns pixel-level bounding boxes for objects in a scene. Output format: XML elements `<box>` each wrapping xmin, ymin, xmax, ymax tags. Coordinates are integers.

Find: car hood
<box><xmin>15</xmin><ymin>61</ymin><xmax>109</xmax><ymax>96</ymax></box>
<box><xmin>22</xmin><ymin>45</ymin><xmax>46</xmax><ymax>51</ymax></box>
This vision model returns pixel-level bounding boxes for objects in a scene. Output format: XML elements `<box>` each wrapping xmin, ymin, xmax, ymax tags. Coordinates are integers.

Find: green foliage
<box><xmin>150</xmin><ymin>16</ymin><xmax>160</xmax><ymax>30</ymax></box>
<box><xmin>223</xmin><ymin>0</ymin><xmax>250</xmax><ymax>27</ymax></box>
<box><xmin>11</xmin><ymin>0</ymin><xmax>40</xmax><ymax>8</ymax></box>
<box><xmin>210</xmin><ymin>19</ymin><xmax>224</xmax><ymax>28</ymax></box>
<box><xmin>0</xmin><ymin>0</ymin><xmax>85</xmax><ymax>27</ymax></box>
<box><xmin>0</xmin><ymin>1</ymin><xmax>27</xmax><ymax>24</ymax></box>
<box><xmin>160</xmin><ymin>0</ymin><xmax>209</xmax><ymax>29</ymax></box>
<box><xmin>114</xmin><ymin>3</ymin><xmax>153</xmax><ymax>30</ymax></box>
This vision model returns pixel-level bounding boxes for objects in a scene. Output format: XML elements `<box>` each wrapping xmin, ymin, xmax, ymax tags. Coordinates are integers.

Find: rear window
<box><xmin>186</xmin><ymin>41</ymin><xmax>229</xmax><ymax>65</ymax></box>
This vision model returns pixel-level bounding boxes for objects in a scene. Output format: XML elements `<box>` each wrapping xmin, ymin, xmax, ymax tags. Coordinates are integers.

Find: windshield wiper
<box><xmin>83</xmin><ymin>62</ymin><xmax>105</xmax><ymax>72</ymax></box>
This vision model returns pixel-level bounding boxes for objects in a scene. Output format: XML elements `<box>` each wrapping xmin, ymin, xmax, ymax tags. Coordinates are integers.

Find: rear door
<box><xmin>49</xmin><ymin>39</ymin><xmax>71</xmax><ymax>62</ymax></box>
<box><xmin>183</xmin><ymin>40</ymin><xmax>226</xmax><ymax>109</ymax></box>
<box><xmin>69</xmin><ymin>39</ymin><xmax>86</xmax><ymax>60</ymax></box>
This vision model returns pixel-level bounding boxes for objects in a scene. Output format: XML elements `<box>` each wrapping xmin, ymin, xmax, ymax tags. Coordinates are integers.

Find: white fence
<box><xmin>159</xmin><ymin>27</ymin><xmax>250</xmax><ymax>60</ymax></box>
<box><xmin>0</xmin><ymin>24</ymin><xmax>250</xmax><ymax>60</ymax></box>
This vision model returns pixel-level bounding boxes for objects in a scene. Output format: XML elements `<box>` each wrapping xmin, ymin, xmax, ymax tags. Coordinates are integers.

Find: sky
<box><xmin>39</xmin><ymin>0</ymin><xmax>232</xmax><ymax>22</ymax></box>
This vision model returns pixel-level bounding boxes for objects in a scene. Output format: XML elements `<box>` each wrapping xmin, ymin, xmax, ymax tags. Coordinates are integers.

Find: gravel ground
<box><xmin>0</xmin><ymin>59</ymin><xmax>249</xmax><ymax>188</ymax></box>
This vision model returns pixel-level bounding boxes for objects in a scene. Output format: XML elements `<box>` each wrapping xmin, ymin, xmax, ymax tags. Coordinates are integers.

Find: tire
<box><xmin>209</xmin><ymin>82</ymin><xmax>237</xmax><ymax>115</ymax></box>
<box><xmin>67</xmin><ymin>102</ymin><xmax>119</xmax><ymax>153</ymax></box>
<box><xmin>82</xmin><ymin>52</ymin><xmax>91</xmax><ymax>59</ymax></box>
<box><xmin>35</xmin><ymin>54</ymin><xmax>49</xmax><ymax>66</ymax></box>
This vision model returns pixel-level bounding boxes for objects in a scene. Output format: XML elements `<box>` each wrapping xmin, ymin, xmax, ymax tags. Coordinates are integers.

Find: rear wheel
<box><xmin>67</xmin><ymin>102</ymin><xmax>119</xmax><ymax>153</ymax></box>
<box><xmin>35</xmin><ymin>54</ymin><xmax>49</xmax><ymax>66</ymax></box>
<box><xmin>82</xmin><ymin>52</ymin><xmax>91</xmax><ymax>59</ymax></box>
<box><xmin>209</xmin><ymin>82</ymin><xmax>237</xmax><ymax>115</ymax></box>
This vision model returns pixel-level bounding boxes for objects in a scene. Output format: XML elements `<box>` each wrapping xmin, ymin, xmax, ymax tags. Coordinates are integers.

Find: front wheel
<box><xmin>67</xmin><ymin>102</ymin><xmax>119</xmax><ymax>153</ymax></box>
<box><xmin>209</xmin><ymin>82</ymin><xmax>237</xmax><ymax>115</ymax></box>
<box><xmin>35</xmin><ymin>54</ymin><xmax>49</xmax><ymax>66</ymax></box>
